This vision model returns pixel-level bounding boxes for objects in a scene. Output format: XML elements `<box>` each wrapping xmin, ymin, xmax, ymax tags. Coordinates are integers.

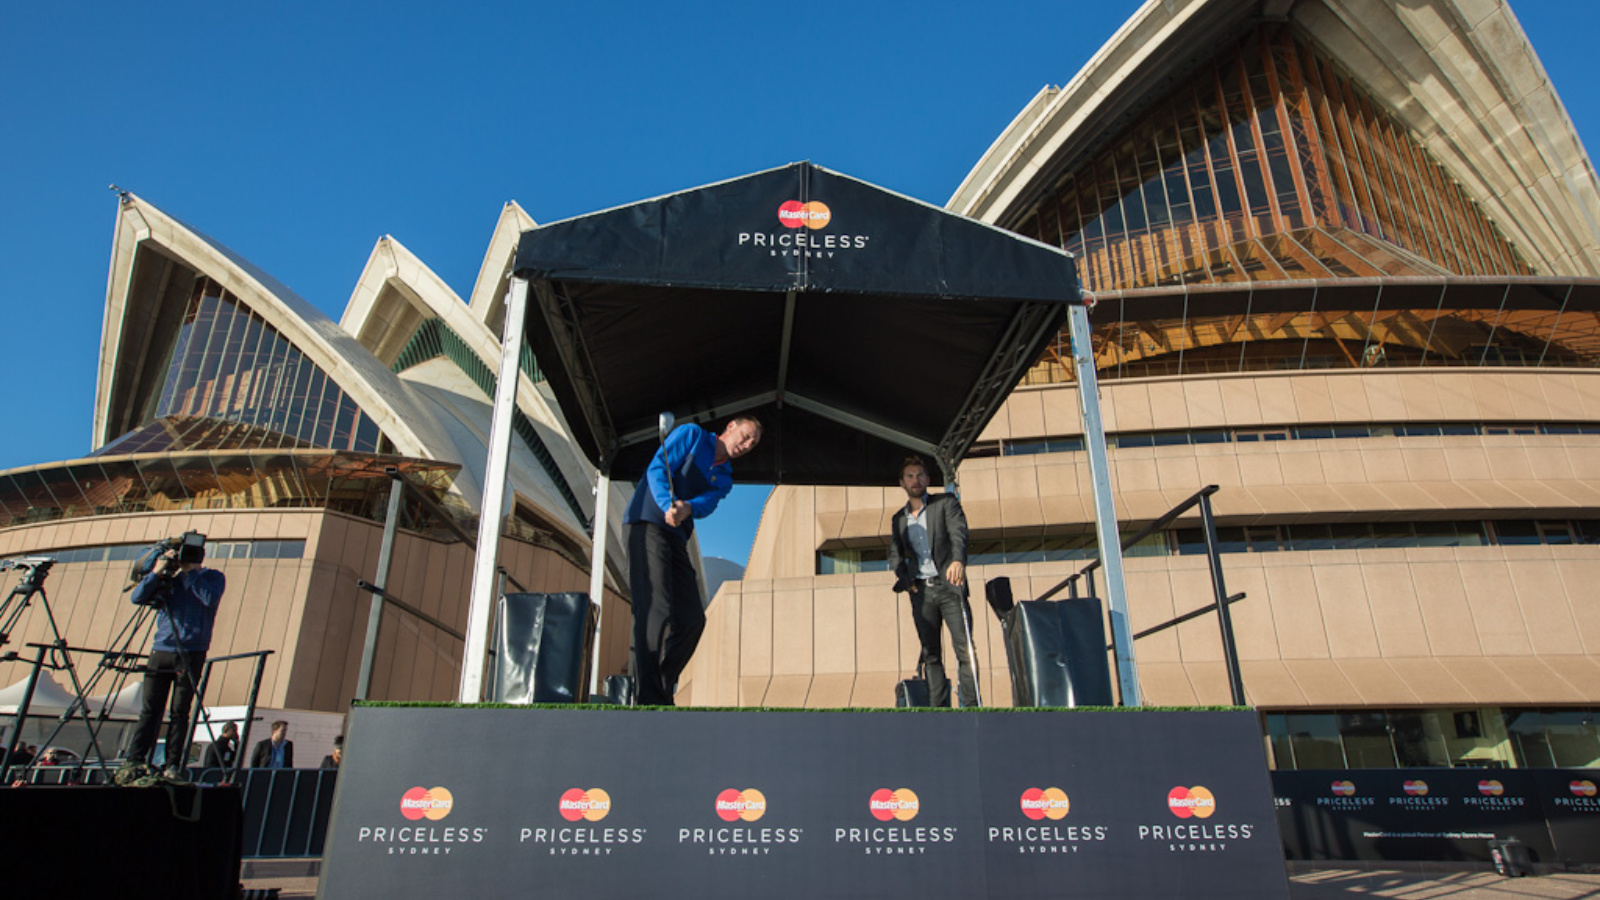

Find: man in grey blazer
<box><xmin>888</xmin><ymin>456</ymin><xmax>980</xmax><ymax>707</ymax></box>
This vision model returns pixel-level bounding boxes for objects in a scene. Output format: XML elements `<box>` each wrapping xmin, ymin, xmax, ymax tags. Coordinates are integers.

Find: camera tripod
<box><xmin>0</xmin><ymin>557</ymin><xmax>116</xmax><ymax>777</ymax></box>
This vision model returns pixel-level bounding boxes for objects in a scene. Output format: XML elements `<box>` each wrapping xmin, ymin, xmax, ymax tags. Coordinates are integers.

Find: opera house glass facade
<box><xmin>1013</xmin><ymin>24</ymin><xmax>1594</xmax><ymax>386</ymax></box>
<box><xmin>115</xmin><ymin>276</ymin><xmax>390</xmax><ymax>456</ymax></box>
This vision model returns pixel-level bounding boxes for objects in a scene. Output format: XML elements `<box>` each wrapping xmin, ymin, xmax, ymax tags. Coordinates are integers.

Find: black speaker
<box><xmin>1003</xmin><ymin>598</ymin><xmax>1114</xmax><ymax>707</ymax></box>
<box><xmin>597</xmin><ymin>674</ymin><xmax>637</xmax><ymax>706</ymax></box>
<box><xmin>895</xmin><ymin>676</ymin><xmax>951</xmax><ymax>708</ymax></box>
<box><xmin>492</xmin><ymin>592</ymin><xmax>598</xmax><ymax>704</ymax></box>
<box><xmin>984</xmin><ymin>577</ymin><xmax>1015</xmax><ymax>619</ymax></box>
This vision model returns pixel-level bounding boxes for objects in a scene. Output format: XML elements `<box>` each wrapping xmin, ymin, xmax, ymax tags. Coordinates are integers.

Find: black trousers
<box><xmin>908</xmin><ymin>578</ymin><xmax>979</xmax><ymax>708</ymax></box>
<box><xmin>629</xmin><ymin>522</ymin><xmax>705</xmax><ymax>706</ymax></box>
<box><xmin>128</xmin><ymin>649</ymin><xmax>206</xmax><ymax>767</ymax></box>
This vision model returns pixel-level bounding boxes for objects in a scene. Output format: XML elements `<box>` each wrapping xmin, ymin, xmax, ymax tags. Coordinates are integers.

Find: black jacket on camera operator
<box><xmin>121</xmin><ymin>545</ymin><xmax>225</xmax><ymax>781</ymax></box>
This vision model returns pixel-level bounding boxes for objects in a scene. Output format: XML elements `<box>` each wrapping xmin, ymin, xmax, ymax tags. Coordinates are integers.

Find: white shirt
<box><xmin>903</xmin><ymin>500</ymin><xmax>940</xmax><ymax>580</ymax></box>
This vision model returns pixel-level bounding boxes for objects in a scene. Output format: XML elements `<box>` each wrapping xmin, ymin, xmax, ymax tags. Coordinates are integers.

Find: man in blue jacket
<box><xmin>121</xmin><ymin>541</ymin><xmax>225</xmax><ymax>781</ymax></box>
<box><xmin>624</xmin><ymin>416</ymin><xmax>761</xmax><ymax>706</ymax></box>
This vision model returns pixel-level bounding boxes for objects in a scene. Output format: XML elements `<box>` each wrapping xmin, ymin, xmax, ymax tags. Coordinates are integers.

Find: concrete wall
<box><xmin>0</xmin><ymin>508</ymin><xmax>629</xmax><ymax>712</ymax></box>
<box><xmin>700</xmin><ymin>369</ymin><xmax>1600</xmax><ymax>709</ymax></box>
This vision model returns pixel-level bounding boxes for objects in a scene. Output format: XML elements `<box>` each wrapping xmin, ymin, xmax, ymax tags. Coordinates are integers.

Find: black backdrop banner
<box><xmin>320</xmin><ymin>708</ymin><xmax>1289</xmax><ymax>900</ymax></box>
<box><xmin>1272</xmin><ymin>768</ymin><xmax>1600</xmax><ymax>865</ymax></box>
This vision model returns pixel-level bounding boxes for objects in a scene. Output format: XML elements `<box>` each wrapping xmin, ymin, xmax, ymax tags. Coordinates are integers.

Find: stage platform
<box><xmin>319</xmin><ymin>705</ymin><xmax>1289</xmax><ymax>900</ymax></box>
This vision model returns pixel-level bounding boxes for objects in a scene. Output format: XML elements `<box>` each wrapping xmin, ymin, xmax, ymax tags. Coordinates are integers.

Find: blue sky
<box><xmin>1</xmin><ymin>1</ymin><xmax>1596</xmax><ymax>567</ymax></box>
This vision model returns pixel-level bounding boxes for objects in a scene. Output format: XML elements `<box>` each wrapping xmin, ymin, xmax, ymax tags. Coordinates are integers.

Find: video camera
<box><xmin>127</xmin><ymin>531</ymin><xmax>207</xmax><ymax>599</ymax></box>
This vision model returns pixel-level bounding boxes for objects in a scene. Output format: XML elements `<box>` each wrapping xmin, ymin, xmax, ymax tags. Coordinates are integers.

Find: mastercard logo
<box><xmin>1571</xmin><ymin>780</ymin><xmax>1598</xmax><ymax>797</ymax></box>
<box><xmin>1167</xmin><ymin>786</ymin><xmax>1215</xmax><ymax>819</ymax></box>
<box><xmin>777</xmin><ymin>200</ymin><xmax>831</xmax><ymax>230</ymax></box>
<box><xmin>1403</xmin><ymin>780</ymin><xmax>1429</xmax><ymax>796</ymax></box>
<box><xmin>558</xmin><ymin>788</ymin><xmax>612</xmax><ymax>822</ymax></box>
<box><xmin>715</xmin><ymin>788</ymin><xmax>767</xmax><ymax>822</ymax></box>
<box><xmin>1020</xmin><ymin>787</ymin><xmax>1070</xmax><ymax>820</ymax></box>
<box><xmin>1330</xmin><ymin>781</ymin><xmax>1356</xmax><ymax>796</ymax></box>
<box><xmin>869</xmin><ymin>788</ymin><xmax>919</xmax><ymax>822</ymax></box>
<box><xmin>399</xmin><ymin>786</ymin><xmax>452</xmax><ymax>821</ymax></box>
<box><xmin>1478</xmin><ymin>780</ymin><xmax>1505</xmax><ymax>797</ymax></box>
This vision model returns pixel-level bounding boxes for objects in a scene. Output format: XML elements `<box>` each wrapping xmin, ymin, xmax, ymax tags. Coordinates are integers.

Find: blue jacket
<box><xmin>131</xmin><ymin>567</ymin><xmax>226</xmax><ymax>653</ymax></box>
<box><xmin>623</xmin><ymin>424</ymin><xmax>733</xmax><ymax>540</ymax></box>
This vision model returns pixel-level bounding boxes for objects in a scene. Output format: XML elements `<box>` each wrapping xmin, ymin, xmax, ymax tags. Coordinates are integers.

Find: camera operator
<box><xmin>118</xmin><ymin>540</ymin><xmax>224</xmax><ymax>784</ymax></box>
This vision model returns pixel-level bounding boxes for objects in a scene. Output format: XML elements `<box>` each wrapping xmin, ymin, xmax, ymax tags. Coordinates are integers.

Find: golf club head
<box><xmin>658</xmin><ymin>411</ymin><xmax>675</xmax><ymax>443</ymax></box>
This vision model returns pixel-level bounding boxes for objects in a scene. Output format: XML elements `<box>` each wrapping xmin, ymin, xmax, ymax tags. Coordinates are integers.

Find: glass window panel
<box><xmin>1284</xmin><ymin>523</ymin><xmax>1333</xmax><ymax>551</ymax></box>
<box><xmin>1244</xmin><ymin>525</ymin><xmax>1282</xmax><ymax>552</ymax></box>
<box><xmin>1324</xmin><ymin>523</ymin><xmax>1371</xmax><ymax>550</ymax></box>
<box><xmin>63</xmin><ymin>462</ymin><xmax>123</xmax><ymax>515</ymax></box>
<box><xmin>1388</xmin><ymin>710</ymin><xmax>1451</xmax><ymax>767</ymax></box>
<box><xmin>967</xmin><ymin>539</ymin><xmax>1006</xmax><ymax>567</ymax></box>
<box><xmin>1503</xmin><ymin>710</ymin><xmax>1554</xmax><ymax>767</ymax></box>
<box><xmin>1493</xmin><ymin>520</ymin><xmax>1541</xmax><ymax>546</ymax></box>
<box><xmin>172</xmin><ymin>455</ymin><xmax>225</xmax><ymax>509</ymax></box>
<box><xmin>1284</xmin><ymin>713</ymin><xmax>1345</xmax><ymax>768</ymax></box>
<box><xmin>134</xmin><ymin>457</ymin><xmax>189</xmax><ymax>509</ymax></box>
<box><xmin>1265</xmin><ymin>714</ymin><xmax>1295</xmax><ymax>769</ymax></box>
<box><xmin>1538</xmin><ymin>522</ymin><xmax>1575</xmax><ymax>545</ymax></box>
<box><xmin>1005</xmin><ymin>537</ymin><xmax>1048</xmax><ymax>564</ymax></box>
<box><xmin>1124</xmin><ymin>532</ymin><xmax>1171</xmax><ymax>559</ymax></box>
<box><xmin>1339</xmin><ymin>712</ymin><xmax>1398</xmax><ymax>768</ymax></box>
<box><xmin>1542</xmin><ymin>710</ymin><xmax>1600</xmax><ymax>768</ymax></box>
<box><xmin>1443</xmin><ymin>707</ymin><xmax>1513</xmax><ymax>768</ymax></box>
<box><xmin>1370</xmin><ymin>523</ymin><xmax>1416</xmax><ymax>549</ymax></box>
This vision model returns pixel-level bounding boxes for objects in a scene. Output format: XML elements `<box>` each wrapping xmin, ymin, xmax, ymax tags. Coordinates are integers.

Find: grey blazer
<box><xmin>888</xmin><ymin>493</ymin><xmax>969</xmax><ymax>594</ymax></box>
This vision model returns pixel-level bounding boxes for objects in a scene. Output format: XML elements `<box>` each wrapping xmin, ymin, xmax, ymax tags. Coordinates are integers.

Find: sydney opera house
<box><xmin>2</xmin><ymin>0</ymin><xmax>1596</xmax><ymax>772</ymax></box>
<box><xmin>0</xmin><ymin>196</ymin><xmax>636</xmax><ymax>718</ymax></box>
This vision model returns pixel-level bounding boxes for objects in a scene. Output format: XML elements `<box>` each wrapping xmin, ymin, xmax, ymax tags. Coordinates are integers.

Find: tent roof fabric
<box><xmin>512</xmin><ymin>162</ymin><xmax>1081</xmax><ymax>484</ymax></box>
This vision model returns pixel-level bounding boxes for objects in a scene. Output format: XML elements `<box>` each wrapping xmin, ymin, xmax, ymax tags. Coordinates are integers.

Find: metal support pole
<box><xmin>356</xmin><ymin>474</ymin><xmax>405</xmax><ymax>701</ymax></box>
<box><xmin>587</xmin><ymin>470</ymin><xmax>612</xmax><ymax>696</ymax></box>
<box><xmin>487</xmin><ymin>569</ymin><xmax>507</xmax><ymax>694</ymax></box>
<box><xmin>1199</xmin><ymin>493</ymin><xmax>1247</xmax><ymax>705</ymax></box>
<box><xmin>957</xmin><ymin>600</ymin><xmax>983</xmax><ymax>708</ymax></box>
<box><xmin>231</xmin><ymin>650</ymin><xmax>271</xmax><ymax>786</ymax></box>
<box><xmin>1</xmin><ymin>645</ymin><xmax>46</xmax><ymax>778</ymax></box>
<box><xmin>460</xmin><ymin>276</ymin><xmax>530</xmax><ymax>702</ymax></box>
<box><xmin>1067</xmin><ymin>302</ymin><xmax>1141</xmax><ymax>706</ymax></box>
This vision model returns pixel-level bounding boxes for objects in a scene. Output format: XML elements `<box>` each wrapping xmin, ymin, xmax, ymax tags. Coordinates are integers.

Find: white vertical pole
<box><xmin>587</xmin><ymin>471</ymin><xmax>611</xmax><ymax>696</ymax></box>
<box><xmin>458</xmin><ymin>276</ymin><xmax>530</xmax><ymax>702</ymax></box>
<box><xmin>355</xmin><ymin>477</ymin><xmax>405</xmax><ymax>700</ymax></box>
<box><xmin>1068</xmin><ymin>303</ymin><xmax>1141</xmax><ymax>706</ymax></box>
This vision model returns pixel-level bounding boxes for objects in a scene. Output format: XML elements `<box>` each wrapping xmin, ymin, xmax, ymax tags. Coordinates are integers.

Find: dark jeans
<box><xmin>908</xmin><ymin>578</ymin><xmax>980</xmax><ymax>707</ymax></box>
<box><xmin>629</xmin><ymin>522</ymin><xmax>705</xmax><ymax>706</ymax></box>
<box><xmin>127</xmin><ymin>649</ymin><xmax>206</xmax><ymax>767</ymax></box>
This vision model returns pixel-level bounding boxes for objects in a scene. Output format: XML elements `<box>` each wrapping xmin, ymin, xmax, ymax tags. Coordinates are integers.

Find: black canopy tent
<box><xmin>457</xmin><ymin>163</ymin><xmax>1142</xmax><ymax>703</ymax></box>
<box><xmin>509</xmin><ymin>161</ymin><xmax>1081</xmax><ymax>486</ymax></box>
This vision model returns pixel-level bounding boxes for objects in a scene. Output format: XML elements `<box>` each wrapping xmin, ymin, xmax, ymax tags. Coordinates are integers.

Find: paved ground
<box><xmin>242</xmin><ymin>863</ymin><xmax>1600</xmax><ymax>899</ymax></box>
<box><xmin>1284</xmin><ymin>864</ymin><xmax>1600</xmax><ymax>900</ymax></box>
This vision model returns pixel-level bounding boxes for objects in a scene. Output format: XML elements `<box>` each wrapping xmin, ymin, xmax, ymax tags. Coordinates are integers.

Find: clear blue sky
<box><xmin>2</xmin><ymin>2</ymin><xmax>1596</xmax><ymax>567</ymax></box>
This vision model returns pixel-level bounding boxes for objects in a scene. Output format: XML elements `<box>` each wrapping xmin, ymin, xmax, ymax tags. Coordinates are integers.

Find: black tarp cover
<box><xmin>513</xmin><ymin>162</ymin><xmax>1080</xmax><ymax>485</ymax></box>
